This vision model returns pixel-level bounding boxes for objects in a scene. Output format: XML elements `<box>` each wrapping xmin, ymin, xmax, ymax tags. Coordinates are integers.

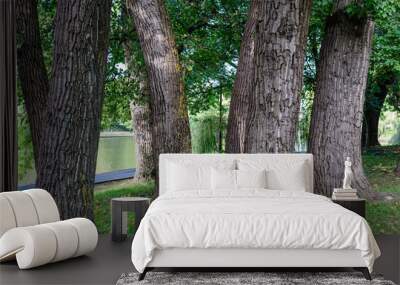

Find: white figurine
<box><xmin>342</xmin><ymin>157</ymin><xmax>353</xmax><ymax>190</ymax></box>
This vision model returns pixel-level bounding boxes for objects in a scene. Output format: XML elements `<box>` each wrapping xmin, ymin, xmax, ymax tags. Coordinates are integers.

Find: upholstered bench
<box><xmin>0</xmin><ymin>189</ymin><xmax>98</xmax><ymax>269</ymax></box>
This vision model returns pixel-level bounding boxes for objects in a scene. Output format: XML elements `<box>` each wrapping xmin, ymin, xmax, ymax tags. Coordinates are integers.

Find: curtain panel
<box><xmin>0</xmin><ymin>0</ymin><xmax>17</xmax><ymax>192</ymax></box>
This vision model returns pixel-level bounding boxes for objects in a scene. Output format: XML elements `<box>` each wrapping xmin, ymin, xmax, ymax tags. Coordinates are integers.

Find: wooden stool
<box><xmin>111</xmin><ymin>197</ymin><xmax>150</xmax><ymax>242</ymax></box>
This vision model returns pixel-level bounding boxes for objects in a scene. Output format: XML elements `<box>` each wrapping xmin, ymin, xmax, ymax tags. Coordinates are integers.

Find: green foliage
<box><xmin>101</xmin><ymin>0</ymin><xmax>141</xmax><ymax>130</ymax></box>
<box><xmin>166</xmin><ymin>0</ymin><xmax>248</xmax><ymax>114</ymax></box>
<box><xmin>304</xmin><ymin>0</ymin><xmax>333</xmax><ymax>90</ymax></box>
<box><xmin>367</xmin><ymin>0</ymin><xmax>400</xmax><ymax>112</ymax></box>
<box><xmin>191</xmin><ymin>107</ymin><xmax>228</xmax><ymax>153</ymax></box>
<box><xmin>94</xmin><ymin>181</ymin><xmax>154</xmax><ymax>234</ymax></box>
<box><xmin>379</xmin><ymin>112</ymin><xmax>400</xmax><ymax>145</ymax></box>
<box><xmin>297</xmin><ymin>90</ymin><xmax>314</xmax><ymax>151</ymax></box>
<box><xmin>17</xmin><ymin>106</ymin><xmax>34</xmax><ymax>181</ymax></box>
<box><xmin>37</xmin><ymin>0</ymin><xmax>56</xmax><ymax>73</ymax></box>
<box><xmin>101</xmin><ymin>0</ymin><xmax>248</xmax><ymax>130</ymax></box>
<box><xmin>102</xmin><ymin>75</ymin><xmax>137</xmax><ymax>131</ymax></box>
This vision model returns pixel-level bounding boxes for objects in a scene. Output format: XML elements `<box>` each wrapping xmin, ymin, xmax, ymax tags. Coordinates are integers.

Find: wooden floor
<box><xmin>0</xmin><ymin>235</ymin><xmax>398</xmax><ymax>285</ymax></box>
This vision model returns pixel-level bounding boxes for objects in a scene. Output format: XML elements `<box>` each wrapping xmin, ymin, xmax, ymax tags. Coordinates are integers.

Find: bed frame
<box><xmin>138</xmin><ymin>248</ymin><xmax>371</xmax><ymax>280</ymax></box>
<box><xmin>138</xmin><ymin>154</ymin><xmax>372</xmax><ymax>281</ymax></box>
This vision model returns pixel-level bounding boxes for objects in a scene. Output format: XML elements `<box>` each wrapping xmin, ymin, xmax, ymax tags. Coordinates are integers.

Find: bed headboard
<box><xmin>159</xmin><ymin>153</ymin><xmax>314</xmax><ymax>195</ymax></box>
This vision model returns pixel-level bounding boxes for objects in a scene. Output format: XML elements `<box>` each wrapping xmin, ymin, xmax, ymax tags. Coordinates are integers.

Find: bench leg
<box><xmin>354</xmin><ymin>267</ymin><xmax>371</xmax><ymax>280</ymax></box>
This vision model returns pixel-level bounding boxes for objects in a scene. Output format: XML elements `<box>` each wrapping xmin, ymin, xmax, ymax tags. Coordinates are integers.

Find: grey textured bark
<box><xmin>308</xmin><ymin>0</ymin><xmax>376</xmax><ymax>198</ymax></box>
<box><xmin>395</xmin><ymin>157</ymin><xmax>400</xmax><ymax>177</ymax></box>
<box><xmin>226</xmin><ymin>0</ymin><xmax>257</xmax><ymax>153</ymax></box>
<box><xmin>130</xmin><ymin>102</ymin><xmax>154</xmax><ymax>181</ymax></box>
<box><xmin>37</xmin><ymin>0</ymin><xmax>112</xmax><ymax>219</ymax></box>
<box><xmin>15</xmin><ymin>0</ymin><xmax>49</xmax><ymax>170</ymax></box>
<box><xmin>244</xmin><ymin>0</ymin><xmax>312</xmax><ymax>153</ymax></box>
<box><xmin>122</xmin><ymin>29</ymin><xmax>155</xmax><ymax>182</ymax></box>
<box><xmin>127</xmin><ymin>0</ymin><xmax>191</xmax><ymax>197</ymax></box>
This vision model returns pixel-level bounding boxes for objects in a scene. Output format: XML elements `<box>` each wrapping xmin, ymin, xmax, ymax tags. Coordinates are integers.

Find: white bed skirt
<box><xmin>148</xmin><ymin>248</ymin><xmax>366</xmax><ymax>268</ymax></box>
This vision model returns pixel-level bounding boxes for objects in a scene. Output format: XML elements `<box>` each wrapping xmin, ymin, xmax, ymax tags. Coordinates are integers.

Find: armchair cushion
<box><xmin>0</xmin><ymin>218</ymin><xmax>98</xmax><ymax>269</ymax></box>
<box><xmin>0</xmin><ymin>189</ymin><xmax>98</xmax><ymax>269</ymax></box>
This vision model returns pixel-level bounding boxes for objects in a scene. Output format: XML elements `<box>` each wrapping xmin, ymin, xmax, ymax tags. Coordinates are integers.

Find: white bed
<box><xmin>131</xmin><ymin>154</ymin><xmax>380</xmax><ymax>280</ymax></box>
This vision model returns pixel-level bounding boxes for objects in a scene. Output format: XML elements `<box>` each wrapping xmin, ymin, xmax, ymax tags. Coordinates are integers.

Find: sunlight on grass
<box><xmin>367</xmin><ymin>202</ymin><xmax>400</xmax><ymax>234</ymax></box>
<box><xmin>363</xmin><ymin>145</ymin><xmax>400</xmax><ymax>234</ymax></box>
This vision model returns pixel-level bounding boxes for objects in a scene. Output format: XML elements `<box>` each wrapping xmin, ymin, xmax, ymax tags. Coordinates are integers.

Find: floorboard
<box><xmin>0</xmin><ymin>235</ymin><xmax>398</xmax><ymax>285</ymax></box>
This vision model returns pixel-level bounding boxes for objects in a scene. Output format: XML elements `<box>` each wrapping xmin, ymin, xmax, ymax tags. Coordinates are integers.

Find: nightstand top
<box><xmin>332</xmin><ymin>198</ymin><xmax>366</xmax><ymax>202</ymax></box>
<box><xmin>112</xmin><ymin>197</ymin><xmax>150</xmax><ymax>202</ymax></box>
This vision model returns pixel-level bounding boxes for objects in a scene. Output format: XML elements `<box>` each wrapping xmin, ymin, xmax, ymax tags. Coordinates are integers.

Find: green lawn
<box><xmin>364</xmin><ymin>145</ymin><xmax>400</xmax><ymax>234</ymax></box>
<box><xmin>94</xmin><ymin>146</ymin><xmax>400</xmax><ymax>235</ymax></box>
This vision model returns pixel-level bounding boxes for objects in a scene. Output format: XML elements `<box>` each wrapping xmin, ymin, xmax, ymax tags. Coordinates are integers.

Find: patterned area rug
<box><xmin>116</xmin><ymin>272</ymin><xmax>396</xmax><ymax>285</ymax></box>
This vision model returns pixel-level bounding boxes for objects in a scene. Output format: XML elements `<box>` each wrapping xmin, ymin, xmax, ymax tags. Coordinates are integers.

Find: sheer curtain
<box><xmin>0</xmin><ymin>0</ymin><xmax>17</xmax><ymax>192</ymax></box>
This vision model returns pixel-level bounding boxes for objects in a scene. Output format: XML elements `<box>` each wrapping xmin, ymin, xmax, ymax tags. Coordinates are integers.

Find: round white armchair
<box><xmin>0</xmin><ymin>189</ymin><xmax>98</xmax><ymax>269</ymax></box>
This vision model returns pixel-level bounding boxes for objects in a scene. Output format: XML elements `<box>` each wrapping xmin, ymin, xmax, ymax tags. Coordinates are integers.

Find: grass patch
<box><xmin>363</xmin><ymin>145</ymin><xmax>400</xmax><ymax>234</ymax></box>
<box><xmin>94</xmin><ymin>181</ymin><xmax>154</xmax><ymax>234</ymax></box>
<box><xmin>367</xmin><ymin>201</ymin><xmax>400</xmax><ymax>234</ymax></box>
<box><xmin>363</xmin><ymin>145</ymin><xmax>400</xmax><ymax>193</ymax></box>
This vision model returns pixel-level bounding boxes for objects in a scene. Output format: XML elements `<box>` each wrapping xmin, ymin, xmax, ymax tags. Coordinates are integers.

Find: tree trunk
<box><xmin>119</xmin><ymin>2</ymin><xmax>155</xmax><ymax>181</ymax></box>
<box><xmin>37</xmin><ymin>0</ymin><xmax>112</xmax><ymax>219</ymax></box>
<box><xmin>127</xmin><ymin>0</ymin><xmax>192</xmax><ymax>197</ymax></box>
<box><xmin>395</xmin><ymin>156</ymin><xmax>400</xmax><ymax>177</ymax></box>
<box><xmin>123</xmin><ymin>39</ymin><xmax>155</xmax><ymax>182</ymax></box>
<box><xmin>362</xmin><ymin>73</ymin><xmax>394</xmax><ymax>147</ymax></box>
<box><xmin>308</xmin><ymin>0</ymin><xmax>376</xmax><ymax>199</ymax></box>
<box><xmin>130</xmin><ymin>102</ymin><xmax>154</xmax><ymax>181</ymax></box>
<box><xmin>225</xmin><ymin>0</ymin><xmax>257</xmax><ymax>153</ymax></box>
<box><xmin>364</xmin><ymin>104</ymin><xmax>382</xmax><ymax>147</ymax></box>
<box><xmin>244</xmin><ymin>0</ymin><xmax>312</xmax><ymax>153</ymax></box>
<box><xmin>15</xmin><ymin>0</ymin><xmax>49</xmax><ymax>170</ymax></box>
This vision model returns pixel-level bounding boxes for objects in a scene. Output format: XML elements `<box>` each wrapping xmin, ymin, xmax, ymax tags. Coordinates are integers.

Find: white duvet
<box><xmin>131</xmin><ymin>190</ymin><xmax>380</xmax><ymax>273</ymax></box>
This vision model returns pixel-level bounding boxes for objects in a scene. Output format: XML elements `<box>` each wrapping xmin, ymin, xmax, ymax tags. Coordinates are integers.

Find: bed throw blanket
<box><xmin>131</xmin><ymin>190</ymin><xmax>380</xmax><ymax>273</ymax></box>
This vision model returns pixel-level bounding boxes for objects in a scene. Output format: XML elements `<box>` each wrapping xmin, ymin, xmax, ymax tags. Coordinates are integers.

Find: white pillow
<box><xmin>237</xmin><ymin>159</ymin><xmax>309</xmax><ymax>191</ymax></box>
<box><xmin>167</xmin><ymin>162</ymin><xmax>212</xmax><ymax>191</ymax></box>
<box><xmin>236</xmin><ymin>169</ymin><xmax>267</xmax><ymax>189</ymax></box>
<box><xmin>212</xmin><ymin>168</ymin><xmax>237</xmax><ymax>190</ymax></box>
<box><xmin>266</xmin><ymin>167</ymin><xmax>307</xmax><ymax>191</ymax></box>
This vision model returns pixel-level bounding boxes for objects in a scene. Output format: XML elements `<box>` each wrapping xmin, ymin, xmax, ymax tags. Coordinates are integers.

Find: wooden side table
<box><xmin>332</xmin><ymin>198</ymin><xmax>366</xmax><ymax>218</ymax></box>
<box><xmin>111</xmin><ymin>197</ymin><xmax>150</xmax><ymax>242</ymax></box>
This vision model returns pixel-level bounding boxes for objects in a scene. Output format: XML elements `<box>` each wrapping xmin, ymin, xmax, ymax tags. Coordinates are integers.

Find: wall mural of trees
<box><xmin>309</xmin><ymin>0</ymin><xmax>375</xmax><ymax>198</ymax></box>
<box><xmin>16</xmin><ymin>0</ymin><xmax>400</xmax><ymax>217</ymax></box>
<box><xmin>17</xmin><ymin>0</ymin><xmax>112</xmax><ymax>219</ymax></box>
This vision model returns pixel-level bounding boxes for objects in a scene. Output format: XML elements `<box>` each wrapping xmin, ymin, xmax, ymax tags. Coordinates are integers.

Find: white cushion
<box><xmin>0</xmin><ymin>191</ymin><xmax>39</xmax><ymax>227</ymax></box>
<box><xmin>66</xmin><ymin>218</ymin><xmax>98</xmax><ymax>257</ymax></box>
<box><xmin>24</xmin><ymin>189</ymin><xmax>60</xmax><ymax>224</ymax></box>
<box><xmin>0</xmin><ymin>189</ymin><xmax>98</xmax><ymax>269</ymax></box>
<box><xmin>159</xmin><ymin>154</ymin><xmax>313</xmax><ymax>194</ymax></box>
<box><xmin>0</xmin><ymin>196</ymin><xmax>16</xmax><ymax>237</ymax></box>
<box><xmin>167</xmin><ymin>162</ymin><xmax>212</xmax><ymax>191</ymax></box>
<box><xmin>266</xmin><ymin>166</ymin><xmax>307</xmax><ymax>191</ymax></box>
<box><xmin>42</xmin><ymin>221</ymin><xmax>79</xmax><ymax>262</ymax></box>
<box><xmin>0</xmin><ymin>218</ymin><xmax>97</xmax><ymax>269</ymax></box>
<box><xmin>236</xmin><ymin>169</ymin><xmax>267</xmax><ymax>189</ymax></box>
<box><xmin>0</xmin><ymin>226</ymin><xmax>57</xmax><ymax>269</ymax></box>
<box><xmin>212</xmin><ymin>168</ymin><xmax>237</xmax><ymax>190</ymax></box>
<box><xmin>238</xmin><ymin>159</ymin><xmax>310</xmax><ymax>191</ymax></box>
